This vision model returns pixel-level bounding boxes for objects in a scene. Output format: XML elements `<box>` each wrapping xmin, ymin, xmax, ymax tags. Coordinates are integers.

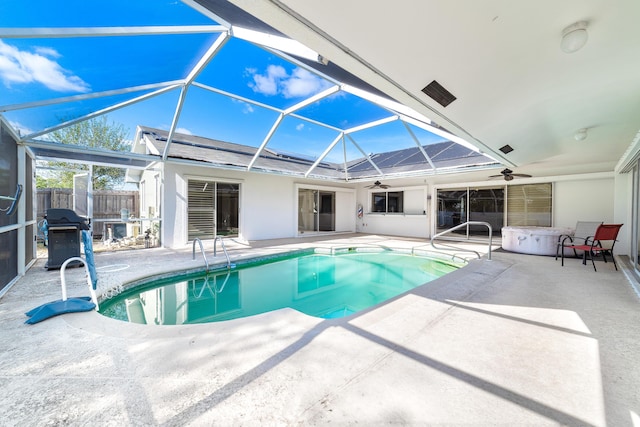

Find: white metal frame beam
<box><xmin>0</xmin><ymin>81</ymin><xmax>184</xmax><ymax>113</ymax></box>
<box><xmin>402</xmin><ymin>120</ymin><xmax>436</xmax><ymax>170</ymax></box>
<box><xmin>247</xmin><ymin>85</ymin><xmax>340</xmax><ymax>169</ymax></box>
<box><xmin>0</xmin><ymin>5</ymin><xmax>496</xmax><ymax>182</ymax></box>
<box><xmin>305</xmin><ymin>133</ymin><xmax>343</xmax><ymax>177</ymax></box>
<box><xmin>248</xmin><ymin>113</ymin><xmax>284</xmax><ymax>170</ymax></box>
<box><xmin>163</xmin><ymin>31</ymin><xmax>230</xmax><ymax>160</ymax></box>
<box><xmin>24</xmin><ymin>84</ymin><xmax>181</xmax><ymax>141</ymax></box>
<box><xmin>346</xmin><ymin>134</ymin><xmax>384</xmax><ymax>177</ymax></box>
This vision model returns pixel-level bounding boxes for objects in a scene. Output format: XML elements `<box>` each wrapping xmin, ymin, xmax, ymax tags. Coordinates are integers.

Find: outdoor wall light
<box><xmin>561</xmin><ymin>21</ymin><xmax>588</xmax><ymax>53</ymax></box>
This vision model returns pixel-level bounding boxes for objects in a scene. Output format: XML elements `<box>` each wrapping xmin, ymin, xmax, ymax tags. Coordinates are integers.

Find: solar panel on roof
<box><xmin>432</xmin><ymin>143</ymin><xmax>476</xmax><ymax>160</ymax></box>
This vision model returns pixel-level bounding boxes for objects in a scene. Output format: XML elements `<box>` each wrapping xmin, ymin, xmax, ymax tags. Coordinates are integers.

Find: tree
<box><xmin>38</xmin><ymin>116</ymin><xmax>131</xmax><ymax>190</ymax></box>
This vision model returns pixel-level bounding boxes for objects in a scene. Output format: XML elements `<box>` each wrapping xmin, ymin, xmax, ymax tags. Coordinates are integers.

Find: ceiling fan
<box><xmin>489</xmin><ymin>168</ymin><xmax>532</xmax><ymax>181</ymax></box>
<box><xmin>365</xmin><ymin>180</ymin><xmax>390</xmax><ymax>189</ymax></box>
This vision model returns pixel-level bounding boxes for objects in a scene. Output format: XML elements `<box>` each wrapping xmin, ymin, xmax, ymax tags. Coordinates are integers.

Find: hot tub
<box><xmin>502</xmin><ymin>226</ymin><xmax>575</xmax><ymax>256</ymax></box>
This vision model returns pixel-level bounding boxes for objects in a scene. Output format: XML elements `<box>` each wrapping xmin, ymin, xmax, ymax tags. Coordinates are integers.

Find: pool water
<box><xmin>99</xmin><ymin>251</ymin><xmax>460</xmax><ymax>325</ymax></box>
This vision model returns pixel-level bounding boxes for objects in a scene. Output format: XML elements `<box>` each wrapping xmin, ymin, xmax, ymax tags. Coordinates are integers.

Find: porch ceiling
<box><xmin>222</xmin><ymin>0</ymin><xmax>640</xmax><ymax>179</ymax></box>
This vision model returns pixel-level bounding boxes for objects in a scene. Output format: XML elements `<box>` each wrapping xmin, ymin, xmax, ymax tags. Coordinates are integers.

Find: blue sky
<box><xmin>0</xmin><ymin>0</ymin><xmax>448</xmax><ymax>164</ymax></box>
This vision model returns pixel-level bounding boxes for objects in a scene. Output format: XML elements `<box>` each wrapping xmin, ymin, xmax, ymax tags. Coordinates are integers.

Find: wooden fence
<box><xmin>37</xmin><ymin>188</ymin><xmax>139</xmax><ymax>238</ymax></box>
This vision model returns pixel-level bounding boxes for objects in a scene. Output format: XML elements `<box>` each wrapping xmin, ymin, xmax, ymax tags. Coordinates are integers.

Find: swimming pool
<box><xmin>99</xmin><ymin>249</ymin><xmax>462</xmax><ymax>324</ymax></box>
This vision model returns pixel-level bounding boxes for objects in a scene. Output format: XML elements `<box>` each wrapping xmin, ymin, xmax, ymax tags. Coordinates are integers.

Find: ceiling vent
<box><xmin>499</xmin><ymin>144</ymin><xmax>514</xmax><ymax>154</ymax></box>
<box><xmin>421</xmin><ymin>80</ymin><xmax>456</xmax><ymax>107</ymax></box>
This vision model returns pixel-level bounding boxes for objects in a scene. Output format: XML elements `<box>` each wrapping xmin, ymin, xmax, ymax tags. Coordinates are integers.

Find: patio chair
<box><xmin>555</xmin><ymin>221</ymin><xmax>602</xmax><ymax>260</ymax></box>
<box><xmin>560</xmin><ymin>224</ymin><xmax>623</xmax><ymax>271</ymax></box>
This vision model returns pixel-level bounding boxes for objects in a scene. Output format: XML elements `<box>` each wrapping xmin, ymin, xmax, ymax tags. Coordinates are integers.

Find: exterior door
<box><xmin>436</xmin><ymin>187</ymin><xmax>504</xmax><ymax>238</ymax></box>
<box><xmin>298</xmin><ymin>189</ymin><xmax>335</xmax><ymax>234</ymax></box>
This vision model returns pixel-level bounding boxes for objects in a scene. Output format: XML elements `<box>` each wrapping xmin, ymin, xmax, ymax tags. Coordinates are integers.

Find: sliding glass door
<box><xmin>633</xmin><ymin>161</ymin><xmax>640</xmax><ymax>273</ymax></box>
<box><xmin>298</xmin><ymin>189</ymin><xmax>335</xmax><ymax>234</ymax></box>
<box><xmin>188</xmin><ymin>180</ymin><xmax>239</xmax><ymax>240</ymax></box>
<box><xmin>469</xmin><ymin>188</ymin><xmax>505</xmax><ymax>236</ymax></box>
<box><xmin>437</xmin><ymin>184</ymin><xmax>552</xmax><ymax>239</ymax></box>
<box><xmin>436</xmin><ymin>188</ymin><xmax>467</xmax><ymax>236</ymax></box>
<box><xmin>437</xmin><ymin>187</ymin><xmax>504</xmax><ymax>238</ymax></box>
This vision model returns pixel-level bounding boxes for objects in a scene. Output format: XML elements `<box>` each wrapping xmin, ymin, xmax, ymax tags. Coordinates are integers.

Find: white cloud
<box><xmin>296</xmin><ymin>123</ymin><xmax>305</xmax><ymax>131</ymax></box>
<box><xmin>34</xmin><ymin>46</ymin><xmax>61</xmax><ymax>58</ymax></box>
<box><xmin>175</xmin><ymin>127</ymin><xmax>193</xmax><ymax>135</ymax></box>
<box><xmin>232</xmin><ymin>98</ymin><xmax>254</xmax><ymax>114</ymax></box>
<box><xmin>248</xmin><ymin>65</ymin><xmax>330</xmax><ymax>98</ymax></box>
<box><xmin>0</xmin><ymin>40</ymin><xmax>90</xmax><ymax>93</ymax></box>
<box><xmin>250</xmin><ymin>64</ymin><xmax>286</xmax><ymax>96</ymax></box>
<box><xmin>282</xmin><ymin>68</ymin><xmax>330</xmax><ymax>98</ymax></box>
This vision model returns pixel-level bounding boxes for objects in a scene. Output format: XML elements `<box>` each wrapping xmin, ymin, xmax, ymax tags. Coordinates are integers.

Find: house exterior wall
<box><xmin>355</xmin><ymin>185</ymin><xmax>429</xmax><ymax>238</ymax></box>
<box><xmin>152</xmin><ymin>168</ymin><xmax>620</xmax><ymax>249</ymax></box>
<box><xmin>156</xmin><ymin>163</ymin><xmax>356</xmax><ymax>247</ymax></box>
<box><xmin>139</xmin><ymin>172</ymin><xmax>161</xmax><ymax>220</ymax></box>
<box><xmin>554</xmin><ymin>175</ymin><xmax>624</xmax><ymax>254</ymax></box>
<box><xmin>335</xmin><ymin>191</ymin><xmax>356</xmax><ymax>232</ymax></box>
<box><xmin>553</xmin><ymin>177</ymin><xmax>615</xmax><ymax>227</ymax></box>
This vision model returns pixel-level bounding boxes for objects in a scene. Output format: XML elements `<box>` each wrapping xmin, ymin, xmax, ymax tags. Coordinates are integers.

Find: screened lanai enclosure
<box><xmin>0</xmin><ymin>0</ymin><xmax>505</xmax><ymax>271</ymax></box>
<box><xmin>6</xmin><ymin>0</ymin><xmax>633</xmax><ymax>293</ymax></box>
<box><xmin>0</xmin><ymin>0</ymin><xmax>499</xmax><ymax>181</ymax></box>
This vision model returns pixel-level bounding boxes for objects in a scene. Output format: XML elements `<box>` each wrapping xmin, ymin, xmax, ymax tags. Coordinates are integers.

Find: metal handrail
<box><xmin>192</xmin><ymin>237</ymin><xmax>209</xmax><ymax>272</ymax></box>
<box><xmin>60</xmin><ymin>256</ymin><xmax>100</xmax><ymax>309</ymax></box>
<box><xmin>430</xmin><ymin>221</ymin><xmax>493</xmax><ymax>260</ymax></box>
<box><xmin>214</xmin><ymin>236</ymin><xmax>234</xmax><ymax>269</ymax></box>
<box><xmin>214</xmin><ymin>270</ymin><xmax>232</xmax><ymax>293</ymax></box>
<box><xmin>191</xmin><ymin>269</ymin><xmax>232</xmax><ymax>299</ymax></box>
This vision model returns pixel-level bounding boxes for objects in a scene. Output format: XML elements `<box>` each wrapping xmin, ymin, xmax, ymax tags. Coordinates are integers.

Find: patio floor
<box><xmin>0</xmin><ymin>234</ymin><xmax>639</xmax><ymax>426</ymax></box>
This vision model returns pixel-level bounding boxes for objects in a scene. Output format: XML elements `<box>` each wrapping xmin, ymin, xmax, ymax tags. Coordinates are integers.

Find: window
<box><xmin>506</xmin><ymin>183</ymin><xmax>552</xmax><ymax>227</ymax></box>
<box><xmin>371</xmin><ymin>191</ymin><xmax>404</xmax><ymax>213</ymax></box>
<box><xmin>187</xmin><ymin>179</ymin><xmax>239</xmax><ymax>240</ymax></box>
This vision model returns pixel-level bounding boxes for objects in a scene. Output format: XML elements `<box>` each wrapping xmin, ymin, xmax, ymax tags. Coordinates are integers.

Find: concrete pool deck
<box><xmin>1</xmin><ymin>233</ymin><xmax>639</xmax><ymax>426</ymax></box>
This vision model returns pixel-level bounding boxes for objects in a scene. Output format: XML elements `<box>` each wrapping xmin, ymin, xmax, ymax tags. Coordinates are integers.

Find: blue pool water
<box><xmin>99</xmin><ymin>250</ymin><xmax>461</xmax><ymax>325</ymax></box>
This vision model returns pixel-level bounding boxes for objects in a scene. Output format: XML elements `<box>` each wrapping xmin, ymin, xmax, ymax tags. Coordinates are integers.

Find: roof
<box><xmin>133</xmin><ymin>126</ymin><xmax>497</xmax><ymax>181</ymax></box>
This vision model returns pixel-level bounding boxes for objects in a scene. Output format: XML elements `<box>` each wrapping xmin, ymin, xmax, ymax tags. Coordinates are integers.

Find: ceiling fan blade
<box><xmin>366</xmin><ymin>180</ymin><xmax>389</xmax><ymax>189</ymax></box>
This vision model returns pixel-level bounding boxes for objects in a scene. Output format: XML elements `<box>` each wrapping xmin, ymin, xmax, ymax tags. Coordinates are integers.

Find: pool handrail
<box><xmin>60</xmin><ymin>256</ymin><xmax>100</xmax><ymax>308</ymax></box>
<box><xmin>430</xmin><ymin>221</ymin><xmax>492</xmax><ymax>260</ymax></box>
<box><xmin>214</xmin><ymin>236</ymin><xmax>234</xmax><ymax>269</ymax></box>
<box><xmin>192</xmin><ymin>238</ymin><xmax>210</xmax><ymax>272</ymax></box>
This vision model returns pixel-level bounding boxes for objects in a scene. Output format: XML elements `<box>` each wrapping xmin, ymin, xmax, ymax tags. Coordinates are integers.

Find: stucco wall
<box><xmin>554</xmin><ymin>177</ymin><xmax>615</xmax><ymax>227</ymax></box>
<box><xmin>243</xmin><ymin>174</ymin><xmax>296</xmax><ymax>240</ymax></box>
<box><xmin>554</xmin><ymin>175</ymin><xmax>626</xmax><ymax>254</ymax></box>
<box><xmin>145</xmin><ymin>162</ymin><xmax>628</xmax><ymax>255</ymax></box>
<box><xmin>356</xmin><ymin>185</ymin><xmax>429</xmax><ymax>238</ymax></box>
<box><xmin>158</xmin><ymin>164</ymin><xmax>356</xmax><ymax>247</ymax></box>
